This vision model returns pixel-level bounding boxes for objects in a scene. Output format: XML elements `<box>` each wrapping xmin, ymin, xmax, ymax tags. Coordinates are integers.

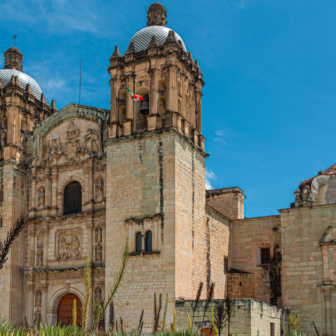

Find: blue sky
<box><xmin>1</xmin><ymin>0</ymin><xmax>335</xmax><ymax>217</ymax></box>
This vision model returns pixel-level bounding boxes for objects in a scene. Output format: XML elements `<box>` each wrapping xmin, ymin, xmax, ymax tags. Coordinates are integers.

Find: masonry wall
<box><xmin>105</xmin><ymin>131</ymin><xmax>177</xmax><ymax>330</ymax></box>
<box><xmin>227</xmin><ymin>272</ymin><xmax>256</xmax><ymax>299</ymax></box>
<box><xmin>0</xmin><ymin>162</ymin><xmax>27</xmax><ymax>324</ymax></box>
<box><xmin>175</xmin><ymin>299</ymin><xmax>289</xmax><ymax>336</ymax></box>
<box><xmin>206</xmin><ymin>188</ymin><xmax>245</xmax><ymax>220</ymax></box>
<box><xmin>230</xmin><ymin>216</ymin><xmax>281</xmax><ymax>304</ymax></box>
<box><xmin>280</xmin><ymin>205</ymin><xmax>334</xmax><ymax>335</ymax></box>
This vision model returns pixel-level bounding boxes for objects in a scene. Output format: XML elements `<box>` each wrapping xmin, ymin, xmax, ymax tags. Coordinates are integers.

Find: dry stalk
<box><xmin>152</xmin><ymin>293</ymin><xmax>163</xmax><ymax>334</ymax></box>
<box><xmin>191</xmin><ymin>282</ymin><xmax>204</xmax><ymax>332</ymax></box>
<box><xmin>202</xmin><ymin>282</ymin><xmax>215</xmax><ymax>329</ymax></box>
<box><xmin>0</xmin><ymin>215</ymin><xmax>26</xmax><ymax>271</ymax></box>
<box><xmin>109</xmin><ymin>301</ymin><xmax>115</xmax><ymax>331</ymax></box>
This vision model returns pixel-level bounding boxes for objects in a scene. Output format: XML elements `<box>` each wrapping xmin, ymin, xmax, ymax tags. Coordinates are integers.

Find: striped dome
<box><xmin>128</xmin><ymin>26</ymin><xmax>186</xmax><ymax>53</ymax></box>
<box><xmin>0</xmin><ymin>69</ymin><xmax>42</xmax><ymax>100</ymax></box>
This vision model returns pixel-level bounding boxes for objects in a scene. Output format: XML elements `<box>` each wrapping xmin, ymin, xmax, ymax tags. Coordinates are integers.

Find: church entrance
<box><xmin>57</xmin><ymin>293</ymin><xmax>82</xmax><ymax>326</ymax></box>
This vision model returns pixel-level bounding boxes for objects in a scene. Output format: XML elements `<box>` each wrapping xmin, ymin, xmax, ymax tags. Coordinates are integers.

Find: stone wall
<box><xmin>280</xmin><ymin>205</ymin><xmax>334</xmax><ymax>335</ymax></box>
<box><xmin>175</xmin><ymin>299</ymin><xmax>289</xmax><ymax>336</ymax></box>
<box><xmin>227</xmin><ymin>272</ymin><xmax>256</xmax><ymax>299</ymax></box>
<box><xmin>0</xmin><ymin>161</ymin><xmax>27</xmax><ymax>324</ymax></box>
<box><xmin>230</xmin><ymin>215</ymin><xmax>281</xmax><ymax>304</ymax></box>
<box><xmin>206</xmin><ymin>187</ymin><xmax>245</xmax><ymax>220</ymax></box>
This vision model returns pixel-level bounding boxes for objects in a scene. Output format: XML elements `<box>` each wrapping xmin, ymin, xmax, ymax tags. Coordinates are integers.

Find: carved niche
<box><xmin>37</xmin><ymin>187</ymin><xmax>45</xmax><ymax>207</ymax></box>
<box><xmin>95</xmin><ymin>178</ymin><xmax>104</xmax><ymax>199</ymax></box>
<box><xmin>95</xmin><ymin>227</ymin><xmax>102</xmax><ymax>243</ymax></box>
<box><xmin>35</xmin><ymin>291</ymin><xmax>42</xmax><ymax>307</ymax></box>
<box><xmin>36</xmin><ymin>232</ymin><xmax>44</xmax><ymax>267</ymax></box>
<box><xmin>94</xmin><ymin>287</ymin><xmax>102</xmax><ymax>302</ymax></box>
<box><xmin>321</xmin><ymin>226</ymin><xmax>336</xmax><ymax>285</ymax></box>
<box><xmin>55</xmin><ymin>228</ymin><xmax>82</xmax><ymax>260</ymax></box>
<box><xmin>95</xmin><ymin>245</ymin><xmax>102</xmax><ymax>262</ymax></box>
<box><xmin>66</xmin><ymin>121</ymin><xmax>80</xmax><ymax>140</ymax></box>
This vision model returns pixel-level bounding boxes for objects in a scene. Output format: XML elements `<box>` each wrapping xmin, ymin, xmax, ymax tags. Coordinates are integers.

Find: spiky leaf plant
<box><xmin>82</xmin><ymin>256</ymin><xmax>92</xmax><ymax>330</ymax></box>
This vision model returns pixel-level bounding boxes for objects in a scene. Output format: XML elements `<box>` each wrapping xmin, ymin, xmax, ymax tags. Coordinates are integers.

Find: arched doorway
<box><xmin>57</xmin><ymin>293</ymin><xmax>82</xmax><ymax>326</ymax></box>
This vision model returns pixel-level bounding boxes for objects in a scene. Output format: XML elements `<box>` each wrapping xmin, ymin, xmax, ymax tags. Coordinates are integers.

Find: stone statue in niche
<box><xmin>66</xmin><ymin>121</ymin><xmax>80</xmax><ymax>140</ymax></box>
<box><xmin>95</xmin><ymin>227</ymin><xmax>102</xmax><ymax>243</ymax></box>
<box><xmin>36</xmin><ymin>249</ymin><xmax>43</xmax><ymax>267</ymax></box>
<box><xmin>84</xmin><ymin>128</ymin><xmax>99</xmax><ymax>153</ymax></box>
<box><xmin>47</xmin><ymin>139</ymin><xmax>60</xmax><ymax>157</ymax></box>
<box><xmin>96</xmin><ymin>178</ymin><xmax>104</xmax><ymax>198</ymax></box>
<box><xmin>95</xmin><ymin>245</ymin><xmax>102</xmax><ymax>262</ymax></box>
<box><xmin>38</xmin><ymin>188</ymin><xmax>45</xmax><ymax>207</ymax></box>
<box><xmin>37</xmin><ymin>233</ymin><xmax>43</xmax><ymax>249</ymax></box>
<box><xmin>94</xmin><ymin>288</ymin><xmax>102</xmax><ymax>302</ymax></box>
<box><xmin>35</xmin><ymin>291</ymin><xmax>42</xmax><ymax>307</ymax></box>
<box><xmin>58</xmin><ymin>234</ymin><xmax>80</xmax><ymax>260</ymax></box>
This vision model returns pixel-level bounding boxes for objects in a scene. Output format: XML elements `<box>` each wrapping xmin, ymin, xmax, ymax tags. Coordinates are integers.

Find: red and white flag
<box><xmin>127</xmin><ymin>86</ymin><xmax>145</xmax><ymax>101</ymax></box>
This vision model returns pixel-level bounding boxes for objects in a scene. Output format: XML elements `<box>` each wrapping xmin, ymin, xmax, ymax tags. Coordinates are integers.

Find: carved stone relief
<box><xmin>47</xmin><ymin>139</ymin><xmax>60</xmax><ymax>157</ymax></box>
<box><xmin>95</xmin><ymin>227</ymin><xmax>102</xmax><ymax>243</ymax></box>
<box><xmin>84</xmin><ymin>128</ymin><xmax>99</xmax><ymax>153</ymax></box>
<box><xmin>38</xmin><ymin>187</ymin><xmax>45</xmax><ymax>207</ymax></box>
<box><xmin>66</xmin><ymin>121</ymin><xmax>80</xmax><ymax>140</ymax></box>
<box><xmin>65</xmin><ymin>139</ymin><xmax>80</xmax><ymax>163</ymax></box>
<box><xmin>36</xmin><ymin>249</ymin><xmax>43</xmax><ymax>267</ymax></box>
<box><xmin>35</xmin><ymin>291</ymin><xmax>42</xmax><ymax>307</ymax></box>
<box><xmin>96</xmin><ymin>178</ymin><xmax>104</xmax><ymax>199</ymax></box>
<box><xmin>94</xmin><ymin>287</ymin><xmax>102</xmax><ymax>302</ymax></box>
<box><xmin>55</xmin><ymin>229</ymin><xmax>82</xmax><ymax>260</ymax></box>
<box><xmin>95</xmin><ymin>245</ymin><xmax>102</xmax><ymax>262</ymax></box>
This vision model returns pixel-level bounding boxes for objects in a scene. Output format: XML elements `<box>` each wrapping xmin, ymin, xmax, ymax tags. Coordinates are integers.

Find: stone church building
<box><xmin>0</xmin><ymin>3</ymin><xmax>335</xmax><ymax>335</ymax></box>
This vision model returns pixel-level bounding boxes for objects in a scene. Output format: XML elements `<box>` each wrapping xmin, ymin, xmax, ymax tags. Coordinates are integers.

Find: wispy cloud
<box><xmin>214</xmin><ymin>130</ymin><xmax>228</xmax><ymax>145</ymax></box>
<box><xmin>0</xmin><ymin>0</ymin><xmax>102</xmax><ymax>35</ymax></box>
<box><xmin>205</xmin><ymin>169</ymin><xmax>217</xmax><ymax>190</ymax></box>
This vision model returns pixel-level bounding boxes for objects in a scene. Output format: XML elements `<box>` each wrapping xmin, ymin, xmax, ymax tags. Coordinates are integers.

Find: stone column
<box><xmin>110</xmin><ymin>77</ymin><xmax>118</xmax><ymax>123</ymax></box>
<box><xmin>28</xmin><ymin>228</ymin><xmax>36</xmax><ymax>267</ymax></box>
<box><xmin>86</xmin><ymin>222</ymin><xmax>94</xmax><ymax>263</ymax></box>
<box><xmin>324</xmin><ymin>291</ymin><xmax>332</xmax><ymax>335</ymax></box>
<box><xmin>45</xmin><ymin>170</ymin><xmax>52</xmax><ymax>208</ymax></box>
<box><xmin>196</xmin><ymin>89</ymin><xmax>202</xmax><ymax>133</ymax></box>
<box><xmin>190</xmin><ymin>86</ymin><xmax>196</xmax><ymax>128</ymax></box>
<box><xmin>165</xmin><ymin>65</ymin><xmax>173</xmax><ymax>112</ymax></box>
<box><xmin>43</xmin><ymin>229</ymin><xmax>48</xmax><ymax>267</ymax></box>
<box><xmin>149</xmin><ymin>69</ymin><xmax>158</xmax><ymax>116</ymax></box>
<box><xmin>27</xmin><ymin>285</ymin><xmax>35</xmax><ymax>326</ymax></box>
<box><xmin>31</xmin><ymin>175</ymin><xmax>36</xmax><ymax>209</ymax></box>
<box><xmin>41</xmin><ymin>286</ymin><xmax>48</xmax><ymax>325</ymax></box>
<box><xmin>51</xmin><ymin>168</ymin><xmax>58</xmax><ymax>213</ymax></box>
<box><xmin>141</xmin><ymin>233</ymin><xmax>145</xmax><ymax>253</ymax></box>
<box><xmin>181</xmin><ymin>75</ymin><xmax>187</xmax><ymax>118</ymax></box>
<box><xmin>125</xmin><ymin>75</ymin><xmax>134</xmax><ymax>120</ymax></box>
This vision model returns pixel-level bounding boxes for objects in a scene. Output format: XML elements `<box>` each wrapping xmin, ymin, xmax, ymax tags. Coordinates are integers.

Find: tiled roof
<box><xmin>299</xmin><ymin>163</ymin><xmax>336</xmax><ymax>190</ymax></box>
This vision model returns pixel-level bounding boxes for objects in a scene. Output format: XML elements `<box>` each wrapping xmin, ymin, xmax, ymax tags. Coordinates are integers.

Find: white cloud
<box><xmin>214</xmin><ymin>130</ymin><xmax>228</xmax><ymax>145</ymax></box>
<box><xmin>0</xmin><ymin>0</ymin><xmax>102</xmax><ymax>35</ymax></box>
<box><xmin>205</xmin><ymin>169</ymin><xmax>217</xmax><ymax>190</ymax></box>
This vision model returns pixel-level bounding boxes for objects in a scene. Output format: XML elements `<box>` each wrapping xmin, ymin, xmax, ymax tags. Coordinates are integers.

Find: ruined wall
<box><xmin>230</xmin><ymin>215</ymin><xmax>281</xmax><ymax>304</ymax></box>
<box><xmin>175</xmin><ymin>298</ymin><xmax>289</xmax><ymax>336</ymax></box>
<box><xmin>280</xmin><ymin>205</ymin><xmax>335</xmax><ymax>335</ymax></box>
<box><xmin>206</xmin><ymin>187</ymin><xmax>245</xmax><ymax>220</ymax></box>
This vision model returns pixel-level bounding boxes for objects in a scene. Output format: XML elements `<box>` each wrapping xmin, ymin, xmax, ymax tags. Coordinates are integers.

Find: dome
<box><xmin>128</xmin><ymin>26</ymin><xmax>186</xmax><ymax>53</ymax></box>
<box><xmin>6</xmin><ymin>47</ymin><xmax>22</xmax><ymax>55</ymax></box>
<box><xmin>0</xmin><ymin>69</ymin><xmax>42</xmax><ymax>100</ymax></box>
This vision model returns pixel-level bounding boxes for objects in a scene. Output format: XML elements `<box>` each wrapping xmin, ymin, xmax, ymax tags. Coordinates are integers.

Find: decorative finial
<box><xmin>12</xmin><ymin>34</ymin><xmax>18</xmax><ymax>47</ymax></box>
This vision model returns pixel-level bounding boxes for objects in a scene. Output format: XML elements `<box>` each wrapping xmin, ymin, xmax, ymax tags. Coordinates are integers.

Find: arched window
<box><xmin>136</xmin><ymin>232</ymin><xmax>142</xmax><ymax>253</ymax></box>
<box><xmin>145</xmin><ymin>231</ymin><xmax>152</xmax><ymax>252</ymax></box>
<box><xmin>63</xmin><ymin>181</ymin><xmax>82</xmax><ymax>215</ymax></box>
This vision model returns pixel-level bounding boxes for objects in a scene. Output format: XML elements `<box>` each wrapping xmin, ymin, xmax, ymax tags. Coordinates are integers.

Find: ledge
<box><xmin>128</xmin><ymin>251</ymin><xmax>160</xmax><ymax>256</ymax></box>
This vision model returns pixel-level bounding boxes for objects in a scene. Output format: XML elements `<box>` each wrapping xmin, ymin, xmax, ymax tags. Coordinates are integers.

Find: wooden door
<box><xmin>201</xmin><ymin>328</ymin><xmax>215</xmax><ymax>336</ymax></box>
<box><xmin>57</xmin><ymin>293</ymin><xmax>82</xmax><ymax>326</ymax></box>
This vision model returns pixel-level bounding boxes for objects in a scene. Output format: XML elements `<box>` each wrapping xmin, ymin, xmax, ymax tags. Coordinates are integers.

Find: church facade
<box><xmin>0</xmin><ymin>3</ymin><xmax>335</xmax><ymax>335</ymax></box>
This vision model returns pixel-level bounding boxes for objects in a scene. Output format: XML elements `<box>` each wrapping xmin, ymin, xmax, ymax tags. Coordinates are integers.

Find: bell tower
<box><xmin>105</xmin><ymin>2</ymin><xmax>208</xmax><ymax>328</ymax></box>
